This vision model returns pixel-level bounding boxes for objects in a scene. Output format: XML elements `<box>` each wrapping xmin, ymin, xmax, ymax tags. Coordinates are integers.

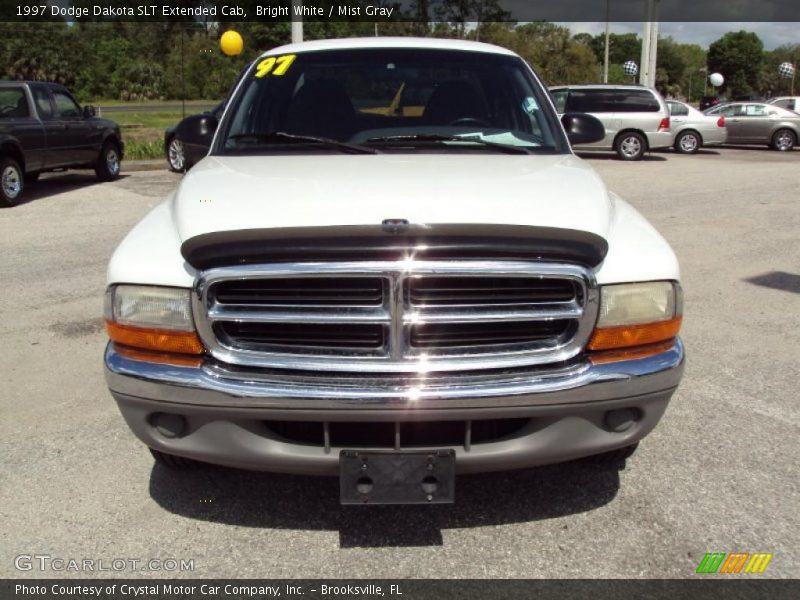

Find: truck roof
<box><xmin>0</xmin><ymin>80</ymin><xmax>63</xmax><ymax>88</ymax></box>
<box><xmin>261</xmin><ymin>36</ymin><xmax>518</xmax><ymax>58</ymax></box>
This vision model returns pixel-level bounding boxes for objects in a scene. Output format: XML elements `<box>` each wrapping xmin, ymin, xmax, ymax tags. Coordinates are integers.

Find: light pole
<box><xmin>291</xmin><ymin>0</ymin><xmax>303</xmax><ymax>43</ymax></box>
<box><xmin>603</xmin><ymin>0</ymin><xmax>610</xmax><ymax>84</ymax></box>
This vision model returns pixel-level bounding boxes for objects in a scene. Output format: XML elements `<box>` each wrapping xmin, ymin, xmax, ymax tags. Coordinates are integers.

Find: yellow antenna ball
<box><xmin>220</xmin><ymin>30</ymin><xmax>243</xmax><ymax>57</ymax></box>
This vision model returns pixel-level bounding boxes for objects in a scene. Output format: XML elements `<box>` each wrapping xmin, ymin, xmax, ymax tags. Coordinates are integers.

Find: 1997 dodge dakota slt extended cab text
<box><xmin>104</xmin><ymin>38</ymin><xmax>684</xmax><ymax>504</ymax></box>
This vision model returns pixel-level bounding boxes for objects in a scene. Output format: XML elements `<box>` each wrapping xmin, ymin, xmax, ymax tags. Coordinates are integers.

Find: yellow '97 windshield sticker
<box><xmin>254</xmin><ymin>54</ymin><xmax>296</xmax><ymax>78</ymax></box>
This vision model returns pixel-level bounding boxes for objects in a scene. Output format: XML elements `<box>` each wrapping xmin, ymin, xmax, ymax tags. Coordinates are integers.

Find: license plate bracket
<box><xmin>339</xmin><ymin>449</ymin><xmax>456</xmax><ymax>505</ymax></box>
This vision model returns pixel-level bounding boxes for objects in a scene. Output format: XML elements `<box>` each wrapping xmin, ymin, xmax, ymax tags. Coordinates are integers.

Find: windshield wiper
<box><xmin>227</xmin><ymin>131</ymin><xmax>378</xmax><ymax>154</ymax></box>
<box><xmin>365</xmin><ymin>134</ymin><xmax>532</xmax><ymax>155</ymax></box>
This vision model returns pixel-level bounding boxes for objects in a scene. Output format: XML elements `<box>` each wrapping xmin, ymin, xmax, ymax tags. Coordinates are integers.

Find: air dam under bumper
<box><xmin>105</xmin><ymin>340</ymin><xmax>684</xmax><ymax>475</ymax></box>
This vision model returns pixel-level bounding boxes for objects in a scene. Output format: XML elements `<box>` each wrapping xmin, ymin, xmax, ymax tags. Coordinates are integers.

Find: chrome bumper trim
<box><xmin>104</xmin><ymin>339</ymin><xmax>684</xmax><ymax>410</ymax></box>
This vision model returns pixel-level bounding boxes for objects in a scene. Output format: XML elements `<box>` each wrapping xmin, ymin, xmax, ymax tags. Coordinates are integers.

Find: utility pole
<box><xmin>291</xmin><ymin>0</ymin><xmax>303</xmax><ymax>43</ymax></box>
<box><xmin>603</xmin><ymin>0</ymin><xmax>610</xmax><ymax>83</ymax></box>
<box><xmin>639</xmin><ymin>0</ymin><xmax>659</xmax><ymax>87</ymax></box>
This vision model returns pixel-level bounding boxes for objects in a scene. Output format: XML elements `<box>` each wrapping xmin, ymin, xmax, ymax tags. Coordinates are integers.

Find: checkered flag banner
<box><xmin>778</xmin><ymin>62</ymin><xmax>795</xmax><ymax>79</ymax></box>
<box><xmin>623</xmin><ymin>60</ymin><xmax>638</xmax><ymax>76</ymax></box>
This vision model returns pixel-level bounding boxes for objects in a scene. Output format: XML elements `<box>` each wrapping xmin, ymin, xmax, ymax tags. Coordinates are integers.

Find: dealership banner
<box><xmin>3</xmin><ymin>580</ymin><xmax>800</xmax><ymax>600</ymax></box>
<box><xmin>2</xmin><ymin>0</ymin><xmax>800</xmax><ymax>22</ymax></box>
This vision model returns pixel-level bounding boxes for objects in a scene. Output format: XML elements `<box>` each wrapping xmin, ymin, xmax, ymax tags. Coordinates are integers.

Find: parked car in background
<box><xmin>767</xmin><ymin>96</ymin><xmax>800</xmax><ymax>113</ymax></box>
<box><xmin>164</xmin><ymin>102</ymin><xmax>224</xmax><ymax>172</ymax></box>
<box><xmin>549</xmin><ymin>84</ymin><xmax>672</xmax><ymax>160</ymax></box>
<box><xmin>0</xmin><ymin>81</ymin><xmax>123</xmax><ymax>206</ymax></box>
<box><xmin>704</xmin><ymin>102</ymin><xmax>799</xmax><ymax>151</ymax></box>
<box><xmin>666</xmin><ymin>100</ymin><xmax>727</xmax><ymax>154</ymax></box>
<box><xmin>699</xmin><ymin>95</ymin><xmax>721</xmax><ymax>111</ymax></box>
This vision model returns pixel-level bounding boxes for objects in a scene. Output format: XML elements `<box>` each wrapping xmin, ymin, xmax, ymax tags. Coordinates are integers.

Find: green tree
<box><xmin>707</xmin><ymin>30</ymin><xmax>764</xmax><ymax>97</ymax></box>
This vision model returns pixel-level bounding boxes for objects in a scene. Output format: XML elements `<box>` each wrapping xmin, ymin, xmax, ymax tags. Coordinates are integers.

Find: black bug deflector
<box><xmin>180</xmin><ymin>224</ymin><xmax>609</xmax><ymax>270</ymax></box>
<box><xmin>339</xmin><ymin>450</ymin><xmax>456</xmax><ymax>505</ymax></box>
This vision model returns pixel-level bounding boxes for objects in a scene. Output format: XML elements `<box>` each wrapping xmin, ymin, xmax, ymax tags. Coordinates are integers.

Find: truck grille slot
<box><xmin>194</xmin><ymin>260</ymin><xmax>598</xmax><ymax>373</ymax></box>
<box><xmin>214</xmin><ymin>278</ymin><xmax>383</xmax><ymax>307</ymax></box>
<box><xmin>410</xmin><ymin>320</ymin><xmax>572</xmax><ymax>349</ymax></box>
<box><xmin>264</xmin><ymin>419</ymin><xmax>530</xmax><ymax>450</ymax></box>
<box><xmin>408</xmin><ymin>277</ymin><xmax>577</xmax><ymax>306</ymax></box>
<box><xmin>215</xmin><ymin>322</ymin><xmax>385</xmax><ymax>351</ymax></box>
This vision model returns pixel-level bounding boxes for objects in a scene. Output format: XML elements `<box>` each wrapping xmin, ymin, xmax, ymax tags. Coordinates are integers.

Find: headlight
<box><xmin>104</xmin><ymin>285</ymin><xmax>204</xmax><ymax>356</ymax></box>
<box><xmin>105</xmin><ymin>285</ymin><xmax>194</xmax><ymax>331</ymax></box>
<box><xmin>589</xmin><ymin>281</ymin><xmax>682</xmax><ymax>351</ymax></box>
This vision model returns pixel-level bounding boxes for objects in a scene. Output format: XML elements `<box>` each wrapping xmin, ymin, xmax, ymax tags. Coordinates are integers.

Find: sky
<box><xmin>559</xmin><ymin>22</ymin><xmax>800</xmax><ymax>50</ymax></box>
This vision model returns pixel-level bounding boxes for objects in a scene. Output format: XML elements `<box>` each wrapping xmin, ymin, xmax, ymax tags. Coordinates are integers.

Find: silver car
<box><xmin>704</xmin><ymin>102</ymin><xmax>799</xmax><ymax>151</ymax></box>
<box><xmin>666</xmin><ymin>100</ymin><xmax>728</xmax><ymax>154</ymax></box>
<box><xmin>549</xmin><ymin>84</ymin><xmax>673</xmax><ymax>160</ymax></box>
<box><xmin>767</xmin><ymin>97</ymin><xmax>800</xmax><ymax>113</ymax></box>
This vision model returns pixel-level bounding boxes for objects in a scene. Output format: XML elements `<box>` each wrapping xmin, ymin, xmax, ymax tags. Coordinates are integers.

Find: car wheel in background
<box><xmin>615</xmin><ymin>132</ymin><xmax>646</xmax><ymax>160</ymax></box>
<box><xmin>1</xmin><ymin>156</ymin><xmax>24</xmax><ymax>207</ymax></box>
<box><xmin>771</xmin><ymin>129</ymin><xmax>796</xmax><ymax>151</ymax></box>
<box><xmin>166</xmin><ymin>136</ymin><xmax>187</xmax><ymax>172</ymax></box>
<box><xmin>675</xmin><ymin>130</ymin><xmax>701</xmax><ymax>154</ymax></box>
<box><xmin>95</xmin><ymin>140</ymin><xmax>122</xmax><ymax>181</ymax></box>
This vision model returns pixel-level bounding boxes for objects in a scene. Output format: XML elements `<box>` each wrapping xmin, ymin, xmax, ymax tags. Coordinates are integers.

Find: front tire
<box><xmin>674</xmin><ymin>130</ymin><xmax>701</xmax><ymax>154</ymax></box>
<box><xmin>771</xmin><ymin>129</ymin><xmax>796</xmax><ymax>151</ymax></box>
<box><xmin>166</xmin><ymin>136</ymin><xmax>187</xmax><ymax>172</ymax></box>
<box><xmin>615</xmin><ymin>132</ymin><xmax>646</xmax><ymax>160</ymax></box>
<box><xmin>1</xmin><ymin>156</ymin><xmax>24</xmax><ymax>207</ymax></box>
<box><xmin>95</xmin><ymin>140</ymin><xmax>121</xmax><ymax>182</ymax></box>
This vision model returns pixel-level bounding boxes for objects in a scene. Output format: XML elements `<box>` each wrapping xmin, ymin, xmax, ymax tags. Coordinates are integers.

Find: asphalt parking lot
<box><xmin>1</xmin><ymin>146</ymin><xmax>798</xmax><ymax>579</ymax></box>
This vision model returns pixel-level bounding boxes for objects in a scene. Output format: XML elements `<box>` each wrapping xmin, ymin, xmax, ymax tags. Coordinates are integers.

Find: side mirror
<box><xmin>561</xmin><ymin>112</ymin><xmax>605</xmax><ymax>145</ymax></box>
<box><xmin>83</xmin><ymin>105</ymin><xmax>96</xmax><ymax>118</ymax></box>
<box><xmin>179</xmin><ymin>114</ymin><xmax>219</xmax><ymax>147</ymax></box>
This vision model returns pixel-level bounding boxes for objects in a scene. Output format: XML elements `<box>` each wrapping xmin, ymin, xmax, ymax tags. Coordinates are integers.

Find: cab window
<box><xmin>30</xmin><ymin>85</ymin><xmax>54</xmax><ymax>119</ymax></box>
<box><xmin>52</xmin><ymin>90</ymin><xmax>81</xmax><ymax>118</ymax></box>
<box><xmin>0</xmin><ymin>88</ymin><xmax>29</xmax><ymax>118</ymax></box>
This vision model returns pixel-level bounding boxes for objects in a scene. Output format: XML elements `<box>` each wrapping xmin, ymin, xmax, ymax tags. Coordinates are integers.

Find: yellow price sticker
<box><xmin>254</xmin><ymin>54</ymin><xmax>297</xmax><ymax>78</ymax></box>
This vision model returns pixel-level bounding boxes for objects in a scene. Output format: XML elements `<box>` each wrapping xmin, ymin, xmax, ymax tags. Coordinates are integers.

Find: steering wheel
<box><xmin>449</xmin><ymin>117</ymin><xmax>491</xmax><ymax>128</ymax></box>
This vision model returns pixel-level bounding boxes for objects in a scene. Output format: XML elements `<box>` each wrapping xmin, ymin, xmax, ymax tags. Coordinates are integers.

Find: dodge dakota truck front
<box><xmin>104</xmin><ymin>38</ymin><xmax>684</xmax><ymax>504</ymax></box>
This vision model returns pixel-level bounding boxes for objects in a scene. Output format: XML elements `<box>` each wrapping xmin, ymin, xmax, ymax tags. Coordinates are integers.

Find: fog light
<box><xmin>151</xmin><ymin>413</ymin><xmax>186</xmax><ymax>438</ymax></box>
<box><xmin>604</xmin><ymin>408</ymin><xmax>639</xmax><ymax>432</ymax></box>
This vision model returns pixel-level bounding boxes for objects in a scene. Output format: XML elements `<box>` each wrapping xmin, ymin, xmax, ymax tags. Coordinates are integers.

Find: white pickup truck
<box><xmin>104</xmin><ymin>38</ymin><xmax>684</xmax><ymax>504</ymax></box>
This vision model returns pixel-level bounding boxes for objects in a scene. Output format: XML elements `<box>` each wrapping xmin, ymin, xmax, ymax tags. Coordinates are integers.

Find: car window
<box><xmin>668</xmin><ymin>102</ymin><xmax>689</xmax><ymax>116</ymax></box>
<box><xmin>717</xmin><ymin>105</ymin><xmax>742</xmax><ymax>117</ymax></box>
<box><xmin>52</xmin><ymin>90</ymin><xmax>81</xmax><ymax>118</ymax></box>
<box><xmin>770</xmin><ymin>99</ymin><xmax>793</xmax><ymax>110</ymax></box>
<box><xmin>29</xmin><ymin>85</ymin><xmax>54</xmax><ymax>119</ymax></box>
<box><xmin>222</xmin><ymin>48</ymin><xmax>564</xmax><ymax>154</ymax></box>
<box><xmin>550</xmin><ymin>89</ymin><xmax>567</xmax><ymax>113</ymax></box>
<box><xmin>743</xmin><ymin>104</ymin><xmax>768</xmax><ymax>117</ymax></box>
<box><xmin>565</xmin><ymin>89</ymin><xmax>617</xmax><ymax>113</ymax></box>
<box><xmin>0</xmin><ymin>88</ymin><xmax>29</xmax><ymax>118</ymax></box>
<box><xmin>615</xmin><ymin>90</ymin><xmax>661</xmax><ymax>113</ymax></box>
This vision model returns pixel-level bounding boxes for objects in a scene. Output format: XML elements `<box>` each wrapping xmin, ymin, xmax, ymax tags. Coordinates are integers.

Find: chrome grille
<box><xmin>193</xmin><ymin>260</ymin><xmax>598</xmax><ymax>373</ymax></box>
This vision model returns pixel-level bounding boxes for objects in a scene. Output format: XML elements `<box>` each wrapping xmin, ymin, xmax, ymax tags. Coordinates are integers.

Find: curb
<box><xmin>122</xmin><ymin>159</ymin><xmax>169</xmax><ymax>173</ymax></box>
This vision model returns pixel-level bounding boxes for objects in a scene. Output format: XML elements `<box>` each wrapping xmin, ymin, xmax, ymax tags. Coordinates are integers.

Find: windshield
<box><xmin>217</xmin><ymin>48</ymin><xmax>565</xmax><ymax>155</ymax></box>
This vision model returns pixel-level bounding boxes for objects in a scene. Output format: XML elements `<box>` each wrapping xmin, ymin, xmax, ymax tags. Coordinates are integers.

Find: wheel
<box><xmin>149</xmin><ymin>447</ymin><xmax>197</xmax><ymax>470</ymax></box>
<box><xmin>95</xmin><ymin>140</ymin><xmax>121</xmax><ymax>181</ymax></box>
<box><xmin>674</xmin><ymin>130</ymin><xmax>701</xmax><ymax>154</ymax></box>
<box><xmin>1</xmin><ymin>156</ymin><xmax>24</xmax><ymax>207</ymax></box>
<box><xmin>24</xmin><ymin>171</ymin><xmax>40</xmax><ymax>183</ymax></box>
<box><xmin>771</xmin><ymin>129</ymin><xmax>796</xmax><ymax>151</ymax></box>
<box><xmin>166</xmin><ymin>136</ymin><xmax>187</xmax><ymax>172</ymax></box>
<box><xmin>589</xmin><ymin>443</ymin><xmax>639</xmax><ymax>464</ymax></box>
<box><xmin>615</xmin><ymin>132</ymin><xmax>646</xmax><ymax>160</ymax></box>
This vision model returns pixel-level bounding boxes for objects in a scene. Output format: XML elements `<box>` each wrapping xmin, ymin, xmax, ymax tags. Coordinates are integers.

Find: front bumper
<box><xmin>105</xmin><ymin>339</ymin><xmax>685</xmax><ymax>475</ymax></box>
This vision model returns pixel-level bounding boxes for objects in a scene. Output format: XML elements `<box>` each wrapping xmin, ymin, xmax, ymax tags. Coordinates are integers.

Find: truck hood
<box><xmin>172</xmin><ymin>154</ymin><xmax>613</xmax><ymax>243</ymax></box>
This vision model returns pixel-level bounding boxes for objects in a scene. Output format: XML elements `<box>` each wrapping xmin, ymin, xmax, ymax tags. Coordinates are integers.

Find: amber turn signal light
<box><xmin>588</xmin><ymin>316</ymin><xmax>682</xmax><ymax>351</ymax></box>
<box><xmin>105</xmin><ymin>320</ymin><xmax>205</xmax><ymax>355</ymax></box>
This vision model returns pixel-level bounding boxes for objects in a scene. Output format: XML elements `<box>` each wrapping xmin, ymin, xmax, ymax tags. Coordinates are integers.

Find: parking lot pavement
<box><xmin>1</xmin><ymin>147</ymin><xmax>798</xmax><ymax>579</ymax></box>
